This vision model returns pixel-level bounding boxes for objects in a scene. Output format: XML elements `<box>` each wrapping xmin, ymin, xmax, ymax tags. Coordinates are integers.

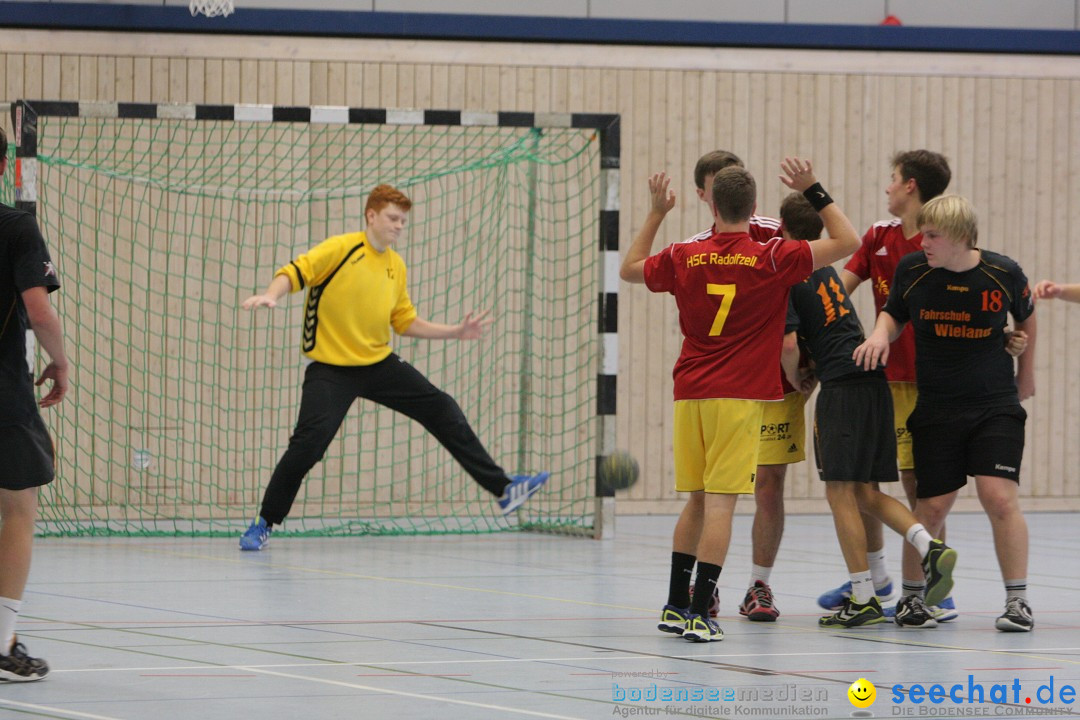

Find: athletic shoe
<box><xmin>658</xmin><ymin>604</ymin><xmax>690</xmax><ymax>635</ymax></box>
<box><xmin>922</xmin><ymin>539</ymin><xmax>957</xmax><ymax>608</ymax></box>
<box><xmin>498</xmin><ymin>472</ymin><xmax>550</xmax><ymax>515</ymax></box>
<box><xmin>0</xmin><ymin>640</ymin><xmax>49</xmax><ymax>682</ymax></box>
<box><xmin>738</xmin><ymin>580</ymin><xmax>780</xmax><ymax>622</ymax></box>
<box><xmin>819</xmin><ymin>596</ymin><xmax>886</xmax><ymax>628</ymax></box>
<box><xmin>817</xmin><ymin>578</ymin><xmax>896</xmax><ymax>611</ymax></box>
<box><xmin>995</xmin><ymin>597</ymin><xmax>1034</xmax><ymax>632</ymax></box>
<box><xmin>687</xmin><ymin>585</ymin><xmax>721</xmax><ymax>618</ymax></box>
<box><xmin>682</xmin><ymin>613</ymin><xmax>724</xmax><ymax>642</ymax></box>
<box><xmin>883</xmin><ymin>595</ymin><xmax>957</xmax><ymax>621</ymax></box>
<box><xmin>893</xmin><ymin>595</ymin><xmax>939</xmax><ymax>628</ymax></box>
<box><xmin>933</xmin><ymin>596</ymin><xmax>958</xmax><ymax>622</ymax></box>
<box><xmin>239</xmin><ymin>517</ymin><xmax>271</xmax><ymax>551</ymax></box>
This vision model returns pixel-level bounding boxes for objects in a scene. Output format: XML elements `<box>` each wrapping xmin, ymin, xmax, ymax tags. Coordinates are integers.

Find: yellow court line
<box><xmin>130</xmin><ymin>545</ymin><xmax>653</xmax><ymax>613</ymax></box>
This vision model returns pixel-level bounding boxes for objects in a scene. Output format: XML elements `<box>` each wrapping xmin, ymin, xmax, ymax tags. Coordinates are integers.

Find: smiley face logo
<box><xmin>848</xmin><ymin>678</ymin><xmax>876</xmax><ymax>708</ymax></box>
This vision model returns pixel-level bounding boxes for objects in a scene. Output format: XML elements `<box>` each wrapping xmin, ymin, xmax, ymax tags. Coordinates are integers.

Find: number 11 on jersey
<box><xmin>707</xmin><ymin>283</ymin><xmax>736</xmax><ymax>336</ymax></box>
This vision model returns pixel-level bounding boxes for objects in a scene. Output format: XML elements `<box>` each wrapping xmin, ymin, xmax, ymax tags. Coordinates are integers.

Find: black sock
<box><xmin>690</xmin><ymin>562</ymin><xmax>722</xmax><ymax>616</ymax></box>
<box><xmin>668</xmin><ymin>552</ymin><xmax>696</xmax><ymax>608</ymax></box>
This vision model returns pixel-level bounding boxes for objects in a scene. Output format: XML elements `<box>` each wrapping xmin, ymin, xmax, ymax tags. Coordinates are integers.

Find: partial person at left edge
<box><xmin>1</xmin><ymin>126</ymin><xmax>70</xmax><ymax>682</ymax></box>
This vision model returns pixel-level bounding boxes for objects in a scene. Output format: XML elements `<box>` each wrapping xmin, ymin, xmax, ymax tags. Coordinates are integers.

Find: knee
<box><xmin>754</xmin><ymin>471</ymin><xmax>785</xmax><ymax>513</ymax></box>
<box><xmin>980</xmin><ymin>491</ymin><xmax>1021</xmax><ymax>522</ymax></box>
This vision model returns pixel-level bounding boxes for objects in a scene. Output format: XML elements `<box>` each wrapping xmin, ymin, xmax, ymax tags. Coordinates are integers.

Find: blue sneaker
<box><xmin>658</xmin><ymin>605</ymin><xmax>690</xmax><ymax>635</ymax></box>
<box><xmin>239</xmin><ymin>517</ymin><xmax>271</xmax><ymax>551</ymax></box>
<box><xmin>498</xmin><ymin>472</ymin><xmax>549</xmax><ymax>515</ymax></box>
<box><xmin>933</xmin><ymin>596</ymin><xmax>958</xmax><ymax>622</ymax></box>
<box><xmin>818</xmin><ymin>579</ymin><xmax>896</xmax><ymax>611</ymax></box>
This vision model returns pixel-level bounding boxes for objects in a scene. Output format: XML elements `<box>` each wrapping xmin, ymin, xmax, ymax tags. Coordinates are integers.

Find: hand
<box><xmin>1016</xmin><ymin>373</ymin><xmax>1035</xmax><ymax>402</ymax></box>
<box><xmin>853</xmin><ymin>334</ymin><xmax>890</xmax><ymax>371</ymax></box>
<box><xmin>797</xmin><ymin>368</ymin><xmax>818</xmax><ymax>396</ymax></box>
<box><xmin>648</xmin><ymin>172</ymin><xmax>676</xmax><ymax>216</ymax></box>
<box><xmin>1033</xmin><ymin>279</ymin><xmax>1061</xmax><ymax>301</ymax></box>
<box><xmin>779</xmin><ymin>157</ymin><xmax>818</xmax><ymax>193</ymax></box>
<box><xmin>1004</xmin><ymin>329</ymin><xmax>1028</xmax><ymax>357</ymax></box>
<box><xmin>36</xmin><ymin>360</ymin><xmax>69</xmax><ymax>408</ymax></box>
<box><xmin>457</xmin><ymin>310</ymin><xmax>494</xmax><ymax>340</ymax></box>
<box><xmin>242</xmin><ymin>294</ymin><xmax>278</xmax><ymax>310</ymax></box>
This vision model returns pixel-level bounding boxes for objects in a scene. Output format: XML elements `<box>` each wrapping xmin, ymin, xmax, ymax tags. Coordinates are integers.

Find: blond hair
<box><xmin>917</xmin><ymin>194</ymin><xmax>978</xmax><ymax>248</ymax></box>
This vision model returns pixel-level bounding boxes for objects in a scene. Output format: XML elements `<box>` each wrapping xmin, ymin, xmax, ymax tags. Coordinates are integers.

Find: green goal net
<box><xmin>11</xmin><ymin>103</ymin><xmax>606</xmax><ymax>537</ymax></box>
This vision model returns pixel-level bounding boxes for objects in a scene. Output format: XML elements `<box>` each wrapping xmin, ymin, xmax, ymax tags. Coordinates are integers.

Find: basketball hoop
<box><xmin>190</xmin><ymin>0</ymin><xmax>234</xmax><ymax>18</ymax></box>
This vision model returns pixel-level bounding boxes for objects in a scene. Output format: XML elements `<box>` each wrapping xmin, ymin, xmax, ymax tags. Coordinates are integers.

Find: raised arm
<box><xmin>620</xmin><ymin>172</ymin><xmax>676</xmax><ymax>284</ymax></box>
<box><xmin>778</xmin><ymin>158</ymin><xmax>860</xmax><ymax>270</ymax></box>
<box><xmin>22</xmin><ymin>286</ymin><xmax>70</xmax><ymax>408</ymax></box>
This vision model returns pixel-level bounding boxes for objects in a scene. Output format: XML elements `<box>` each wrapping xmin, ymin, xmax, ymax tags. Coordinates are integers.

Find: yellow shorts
<box><xmin>757</xmin><ymin>391</ymin><xmax>807</xmax><ymax>465</ymax></box>
<box><xmin>673</xmin><ymin>398</ymin><xmax>762</xmax><ymax>494</ymax></box>
<box><xmin>890</xmin><ymin>382</ymin><xmax>917</xmax><ymax>471</ymax></box>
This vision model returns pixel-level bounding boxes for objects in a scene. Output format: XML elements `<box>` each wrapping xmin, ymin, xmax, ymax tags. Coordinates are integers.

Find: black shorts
<box><xmin>813</xmin><ymin>374</ymin><xmax>898</xmax><ymax>483</ymax></box>
<box><xmin>908</xmin><ymin>403</ymin><xmax>1026</xmax><ymax>499</ymax></box>
<box><xmin>0</xmin><ymin>414</ymin><xmax>56</xmax><ymax>490</ymax></box>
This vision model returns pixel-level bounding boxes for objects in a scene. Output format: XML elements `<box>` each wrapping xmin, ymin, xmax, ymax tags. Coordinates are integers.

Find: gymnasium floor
<box><xmin>3</xmin><ymin>513</ymin><xmax>1078</xmax><ymax>720</ymax></box>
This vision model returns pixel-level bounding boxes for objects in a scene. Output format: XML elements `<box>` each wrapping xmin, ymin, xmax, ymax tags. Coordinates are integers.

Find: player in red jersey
<box><xmin>818</xmin><ymin>150</ymin><xmax>955</xmax><ymax>618</ymax></box>
<box><xmin>621</xmin><ymin>158</ymin><xmax>860</xmax><ymax>641</ymax></box>
<box><xmin>638</xmin><ymin>150</ymin><xmax>803</xmax><ymax>623</ymax></box>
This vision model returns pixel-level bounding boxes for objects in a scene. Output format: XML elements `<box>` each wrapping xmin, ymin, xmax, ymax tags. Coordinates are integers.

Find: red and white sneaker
<box><xmin>738</xmin><ymin>580</ymin><xmax>780</xmax><ymax>622</ymax></box>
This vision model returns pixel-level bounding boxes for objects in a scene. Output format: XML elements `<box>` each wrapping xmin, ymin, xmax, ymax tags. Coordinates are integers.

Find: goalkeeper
<box><xmin>238</xmin><ymin>184</ymin><xmax>548</xmax><ymax>550</ymax></box>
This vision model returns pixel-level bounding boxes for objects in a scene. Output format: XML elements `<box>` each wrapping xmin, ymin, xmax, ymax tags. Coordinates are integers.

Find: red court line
<box><xmin>962</xmin><ymin>668</ymin><xmax>1062</xmax><ymax>671</ymax></box>
<box><xmin>355</xmin><ymin>674</ymin><xmax>471</xmax><ymax>677</ymax></box>
<box><xmin>784</xmin><ymin>670</ymin><xmax>877</xmax><ymax>674</ymax></box>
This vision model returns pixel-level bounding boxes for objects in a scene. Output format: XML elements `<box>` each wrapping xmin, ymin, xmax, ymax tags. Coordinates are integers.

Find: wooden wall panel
<box><xmin>3</xmin><ymin>29</ymin><xmax>1080</xmax><ymax>514</ymax></box>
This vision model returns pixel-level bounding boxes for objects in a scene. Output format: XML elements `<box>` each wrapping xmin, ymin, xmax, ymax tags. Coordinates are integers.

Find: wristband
<box><xmin>803</xmin><ymin>182</ymin><xmax>834</xmax><ymax>212</ymax></box>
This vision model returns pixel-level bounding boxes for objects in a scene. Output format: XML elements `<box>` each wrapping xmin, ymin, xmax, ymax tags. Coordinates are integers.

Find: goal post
<box><xmin>9</xmin><ymin>100</ymin><xmax>621</xmax><ymax>539</ymax></box>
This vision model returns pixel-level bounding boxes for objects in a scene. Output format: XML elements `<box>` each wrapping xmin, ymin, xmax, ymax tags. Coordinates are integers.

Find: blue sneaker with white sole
<box><xmin>239</xmin><ymin>517</ymin><xmax>271</xmax><ymax>551</ymax></box>
<box><xmin>498</xmin><ymin>472</ymin><xmax>549</xmax><ymax>515</ymax></box>
<box><xmin>818</xmin><ymin>579</ymin><xmax>896</xmax><ymax>611</ymax></box>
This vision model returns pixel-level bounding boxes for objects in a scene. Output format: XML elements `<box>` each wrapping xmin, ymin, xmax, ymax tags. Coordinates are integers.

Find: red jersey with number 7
<box><xmin>644</xmin><ymin>231</ymin><xmax>814</xmax><ymax>401</ymax></box>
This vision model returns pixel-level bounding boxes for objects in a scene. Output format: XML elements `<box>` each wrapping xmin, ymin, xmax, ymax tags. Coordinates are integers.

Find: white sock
<box><xmin>905</xmin><ymin>523</ymin><xmax>933</xmax><ymax>559</ymax></box>
<box><xmin>1005</xmin><ymin>579</ymin><xmax>1027</xmax><ymax>600</ymax></box>
<box><xmin>866</xmin><ymin>548</ymin><xmax>891</xmax><ymax>590</ymax></box>
<box><xmin>849</xmin><ymin>571</ymin><xmax>875</xmax><ymax>604</ymax></box>
<box><xmin>0</xmin><ymin>596</ymin><xmax>21</xmax><ymax>655</ymax></box>
<box><xmin>750</xmin><ymin>564</ymin><xmax>772</xmax><ymax>587</ymax></box>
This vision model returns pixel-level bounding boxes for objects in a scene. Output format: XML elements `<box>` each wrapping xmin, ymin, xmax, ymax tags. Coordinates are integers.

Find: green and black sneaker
<box><xmin>819</xmin><ymin>596</ymin><xmax>887</xmax><ymax>628</ymax></box>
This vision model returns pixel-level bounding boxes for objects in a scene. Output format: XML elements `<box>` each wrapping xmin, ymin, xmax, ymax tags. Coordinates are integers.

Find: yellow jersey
<box><xmin>275</xmin><ymin>231</ymin><xmax>417</xmax><ymax>366</ymax></box>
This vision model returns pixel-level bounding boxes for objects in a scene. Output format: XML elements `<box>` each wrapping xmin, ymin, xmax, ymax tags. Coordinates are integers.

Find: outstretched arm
<box><xmin>242</xmin><ymin>274</ymin><xmax>292</xmax><ymax>310</ymax></box>
<box><xmin>401</xmin><ymin>310</ymin><xmax>493</xmax><ymax>340</ymax></box>
<box><xmin>620</xmin><ymin>172</ymin><xmax>676</xmax><ymax>284</ymax></box>
<box><xmin>1033</xmin><ymin>280</ymin><xmax>1080</xmax><ymax>304</ymax></box>
<box><xmin>22</xmin><ymin>286</ymin><xmax>70</xmax><ymax>408</ymax></box>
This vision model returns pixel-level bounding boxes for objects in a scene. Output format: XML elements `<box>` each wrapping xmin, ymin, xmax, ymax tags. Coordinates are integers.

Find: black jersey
<box><xmin>883</xmin><ymin>249</ymin><xmax>1033</xmax><ymax>409</ymax></box>
<box><xmin>0</xmin><ymin>202</ymin><xmax>60</xmax><ymax>423</ymax></box>
<box><xmin>786</xmin><ymin>265</ymin><xmax>872</xmax><ymax>384</ymax></box>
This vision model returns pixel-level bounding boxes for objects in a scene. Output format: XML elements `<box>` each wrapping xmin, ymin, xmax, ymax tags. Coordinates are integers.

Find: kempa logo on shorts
<box><xmin>994</xmin><ymin>463</ymin><xmax>1016</xmax><ymax>473</ymax></box>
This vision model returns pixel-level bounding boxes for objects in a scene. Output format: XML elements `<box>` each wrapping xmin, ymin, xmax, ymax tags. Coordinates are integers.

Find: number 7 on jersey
<box><xmin>707</xmin><ymin>283</ymin><xmax>736</xmax><ymax>336</ymax></box>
